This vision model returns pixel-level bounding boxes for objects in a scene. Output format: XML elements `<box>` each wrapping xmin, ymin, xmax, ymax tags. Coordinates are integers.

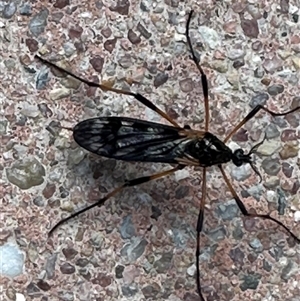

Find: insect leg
<box><xmin>219</xmin><ymin>165</ymin><xmax>300</xmax><ymax>243</ymax></box>
<box><xmin>35</xmin><ymin>55</ymin><xmax>181</xmax><ymax>128</ymax></box>
<box><xmin>186</xmin><ymin>10</ymin><xmax>210</xmax><ymax>131</ymax></box>
<box><xmin>48</xmin><ymin>165</ymin><xmax>184</xmax><ymax>236</ymax></box>
<box><xmin>196</xmin><ymin>168</ymin><xmax>207</xmax><ymax>301</ymax></box>
<box><xmin>223</xmin><ymin>104</ymin><xmax>300</xmax><ymax>143</ymax></box>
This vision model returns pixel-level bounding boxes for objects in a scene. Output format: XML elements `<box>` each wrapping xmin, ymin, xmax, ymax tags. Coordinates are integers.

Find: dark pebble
<box><xmin>91</xmin><ymin>273</ymin><xmax>112</xmax><ymax>287</ymax></box>
<box><xmin>241</xmin><ymin>18</ymin><xmax>259</xmax><ymax>38</ymax></box>
<box><xmin>115</xmin><ymin>265</ymin><xmax>125</xmax><ymax>278</ymax></box>
<box><xmin>104</xmin><ymin>38</ymin><xmax>117</xmax><ymax>53</ymax></box>
<box><xmin>29</xmin><ymin>9</ymin><xmax>49</xmax><ymax>37</ymax></box>
<box><xmin>239</xmin><ymin>273</ymin><xmax>261</xmax><ymax>291</ymax></box>
<box><xmin>90</xmin><ymin>56</ymin><xmax>105</xmax><ymax>73</ymax></box>
<box><xmin>249</xmin><ymin>92</ymin><xmax>269</xmax><ymax>108</ymax></box>
<box><xmin>60</xmin><ymin>262</ymin><xmax>75</xmax><ymax>274</ymax></box>
<box><xmin>36</xmin><ymin>280</ymin><xmax>51</xmax><ymax>291</ymax></box>
<box><xmin>109</xmin><ymin>0</ymin><xmax>130</xmax><ymax>15</ymax></box>
<box><xmin>62</xmin><ymin>247</ymin><xmax>78</xmax><ymax>260</ymax></box>
<box><xmin>121</xmin><ymin>284</ymin><xmax>138</xmax><ymax>297</ymax></box>
<box><xmin>267</xmin><ymin>84</ymin><xmax>284</xmax><ymax>96</ymax></box>
<box><xmin>137</xmin><ymin>22</ymin><xmax>152</xmax><ymax>39</ymax></box>
<box><xmin>128</xmin><ymin>29</ymin><xmax>141</xmax><ymax>44</ymax></box>
<box><xmin>154</xmin><ymin>72</ymin><xmax>168</xmax><ymax>87</ymax></box>
<box><xmin>54</xmin><ymin>0</ymin><xmax>70</xmax><ymax>9</ymax></box>
<box><xmin>2</xmin><ymin>2</ymin><xmax>17</xmax><ymax>19</ymax></box>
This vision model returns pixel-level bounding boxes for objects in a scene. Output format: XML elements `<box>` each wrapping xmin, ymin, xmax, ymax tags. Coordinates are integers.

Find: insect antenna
<box><xmin>247</xmin><ymin>134</ymin><xmax>267</xmax><ymax>183</ymax></box>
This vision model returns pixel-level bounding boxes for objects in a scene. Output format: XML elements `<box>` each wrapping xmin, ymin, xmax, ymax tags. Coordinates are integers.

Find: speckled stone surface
<box><xmin>1</xmin><ymin>1</ymin><xmax>300</xmax><ymax>301</ymax></box>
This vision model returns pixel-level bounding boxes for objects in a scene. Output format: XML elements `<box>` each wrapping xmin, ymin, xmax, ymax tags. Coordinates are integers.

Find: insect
<box><xmin>36</xmin><ymin>10</ymin><xmax>300</xmax><ymax>301</ymax></box>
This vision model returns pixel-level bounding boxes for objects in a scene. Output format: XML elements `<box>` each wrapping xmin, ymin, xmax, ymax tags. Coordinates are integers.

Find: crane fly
<box><xmin>36</xmin><ymin>10</ymin><xmax>300</xmax><ymax>301</ymax></box>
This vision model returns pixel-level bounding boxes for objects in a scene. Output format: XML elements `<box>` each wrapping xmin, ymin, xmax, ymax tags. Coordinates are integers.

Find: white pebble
<box><xmin>16</xmin><ymin>293</ymin><xmax>26</xmax><ymax>301</ymax></box>
<box><xmin>174</xmin><ymin>169</ymin><xmax>190</xmax><ymax>181</ymax></box>
<box><xmin>294</xmin><ymin>211</ymin><xmax>300</xmax><ymax>222</ymax></box>
<box><xmin>186</xmin><ymin>263</ymin><xmax>196</xmax><ymax>276</ymax></box>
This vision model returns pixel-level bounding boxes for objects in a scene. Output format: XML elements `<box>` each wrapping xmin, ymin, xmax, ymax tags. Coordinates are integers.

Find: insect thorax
<box><xmin>186</xmin><ymin>132</ymin><xmax>233</xmax><ymax>167</ymax></box>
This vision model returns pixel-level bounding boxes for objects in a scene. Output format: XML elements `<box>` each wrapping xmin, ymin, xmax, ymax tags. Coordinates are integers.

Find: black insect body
<box><xmin>183</xmin><ymin>131</ymin><xmax>237</xmax><ymax>167</ymax></box>
<box><xmin>36</xmin><ymin>10</ymin><xmax>300</xmax><ymax>301</ymax></box>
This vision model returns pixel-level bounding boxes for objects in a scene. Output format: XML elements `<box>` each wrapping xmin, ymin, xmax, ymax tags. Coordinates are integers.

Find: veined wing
<box><xmin>73</xmin><ymin>117</ymin><xmax>203</xmax><ymax>164</ymax></box>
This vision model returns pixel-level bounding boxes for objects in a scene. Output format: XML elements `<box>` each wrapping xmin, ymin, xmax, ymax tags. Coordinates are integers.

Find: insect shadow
<box><xmin>35</xmin><ymin>10</ymin><xmax>300</xmax><ymax>301</ymax></box>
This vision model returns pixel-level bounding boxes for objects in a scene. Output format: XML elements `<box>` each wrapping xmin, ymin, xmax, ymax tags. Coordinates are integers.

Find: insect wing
<box><xmin>73</xmin><ymin>117</ymin><xmax>193</xmax><ymax>164</ymax></box>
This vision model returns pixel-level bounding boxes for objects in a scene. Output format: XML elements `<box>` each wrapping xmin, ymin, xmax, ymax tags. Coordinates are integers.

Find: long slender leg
<box><xmin>49</xmin><ymin>165</ymin><xmax>184</xmax><ymax>236</ymax></box>
<box><xmin>224</xmin><ymin>104</ymin><xmax>300</xmax><ymax>143</ymax></box>
<box><xmin>186</xmin><ymin>11</ymin><xmax>210</xmax><ymax>299</ymax></box>
<box><xmin>186</xmin><ymin>11</ymin><xmax>210</xmax><ymax>132</ymax></box>
<box><xmin>219</xmin><ymin>165</ymin><xmax>300</xmax><ymax>243</ymax></box>
<box><xmin>35</xmin><ymin>55</ymin><xmax>181</xmax><ymax>128</ymax></box>
<box><xmin>196</xmin><ymin>168</ymin><xmax>207</xmax><ymax>301</ymax></box>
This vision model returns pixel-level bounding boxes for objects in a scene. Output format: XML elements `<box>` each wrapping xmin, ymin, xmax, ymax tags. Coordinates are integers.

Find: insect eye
<box><xmin>234</xmin><ymin>149</ymin><xmax>244</xmax><ymax>157</ymax></box>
